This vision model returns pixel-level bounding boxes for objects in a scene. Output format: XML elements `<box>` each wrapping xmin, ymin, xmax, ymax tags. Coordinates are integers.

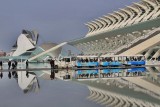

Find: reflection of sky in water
<box><xmin>0</xmin><ymin>63</ymin><xmax>160</xmax><ymax>107</ymax></box>
<box><xmin>0</xmin><ymin>63</ymin><xmax>103</xmax><ymax>107</ymax></box>
<box><xmin>0</xmin><ymin>72</ymin><xmax>102</xmax><ymax>107</ymax></box>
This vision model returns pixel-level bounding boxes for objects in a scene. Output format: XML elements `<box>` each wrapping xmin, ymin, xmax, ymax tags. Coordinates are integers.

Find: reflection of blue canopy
<box><xmin>77</xmin><ymin>70</ymin><xmax>82</xmax><ymax>74</ymax></box>
<box><xmin>110</xmin><ymin>69</ymin><xmax>121</xmax><ymax>73</ymax></box>
<box><xmin>102</xmin><ymin>69</ymin><xmax>122</xmax><ymax>73</ymax></box>
<box><xmin>127</xmin><ymin>67</ymin><xmax>146</xmax><ymax>72</ymax></box>
<box><xmin>87</xmin><ymin>70</ymin><xmax>98</xmax><ymax>74</ymax></box>
<box><xmin>102</xmin><ymin>69</ymin><xmax>110</xmax><ymax>73</ymax></box>
<box><xmin>77</xmin><ymin>70</ymin><xmax>98</xmax><ymax>75</ymax></box>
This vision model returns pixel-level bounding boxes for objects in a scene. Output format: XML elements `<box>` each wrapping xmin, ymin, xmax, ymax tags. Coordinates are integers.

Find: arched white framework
<box><xmin>85</xmin><ymin>0</ymin><xmax>160</xmax><ymax>37</ymax></box>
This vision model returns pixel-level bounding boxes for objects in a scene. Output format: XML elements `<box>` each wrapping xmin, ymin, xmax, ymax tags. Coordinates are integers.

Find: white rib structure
<box><xmin>87</xmin><ymin>86</ymin><xmax>160</xmax><ymax>107</ymax></box>
<box><xmin>85</xmin><ymin>0</ymin><xmax>160</xmax><ymax>37</ymax></box>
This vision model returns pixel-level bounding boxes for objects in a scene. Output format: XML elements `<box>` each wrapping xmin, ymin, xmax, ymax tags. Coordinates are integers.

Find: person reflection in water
<box><xmin>50</xmin><ymin>69</ymin><xmax>55</xmax><ymax>80</ymax></box>
<box><xmin>8</xmin><ymin>60</ymin><xmax>11</xmax><ymax>69</ymax></box>
<box><xmin>26</xmin><ymin>70</ymin><xmax>29</xmax><ymax>78</ymax></box>
<box><xmin>8</xmin><ymin>71</ymin><xmax>11</xmax><ymax>79</ymax></box>
<box><xmin>12</xmin><ymin>70</ymin><xmax>18</xmax><ymax>79</ymax></box>
<box><xmin>14</xmin><ymin>72</ymin><xmax>18</xmax><ymax>78</ymax></box>
<box><xmin>0</xmin><ymin>72</ymin><xmax>3</xmax><ymax>78</ymax></box>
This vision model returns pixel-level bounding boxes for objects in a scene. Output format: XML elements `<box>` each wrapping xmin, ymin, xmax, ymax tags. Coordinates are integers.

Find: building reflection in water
<box><xmin>71</xmin><ymin>67</ymin><xmax>160</xmax><ymax>107</ymax></box>
<box><xmin>145</xmin><ymin>67</ymin><xmax>160</xmax><ymax>86</ymax></box>
<box><xmin>75</xmin><ymin>67</ymin><xmax>146</xmax><ymax>79</ymax></box>
<box><xmin>17</xmin><ymin>68</ymin><xmax>58</xmax><ymax>93</ymax></box>
<box><xmin>17</xmin><ymin>71</ymin><xmax>40</xmax><ymax>94</ymax></box>
<box><xmin>0</xmin><ymin>69</ymin><xmax>41</xmax><ymax>94</ymax></box>
<box><xmin>0</xmin><ymin>66</ymin><xmax>159</xmax><ymax>106</ymax></box>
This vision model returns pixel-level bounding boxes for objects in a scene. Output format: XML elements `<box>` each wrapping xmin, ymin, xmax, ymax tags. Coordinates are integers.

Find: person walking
<box><xmin>14</xmin><ymin>60</ymin><xmax>18</xmax><ymax>68</ymax></box>
<box><xmin>0</xmin><ymin>61</ymin><xmax>3</xmax><ymax>70</ymax></box>
<box><xmin>8</xmin><ymin>60</ymin><xmax>11</xmax><ymax>69</ymax></box>
<box><xmin>50</xmin><ymin>59</ymin><xmax>52</xmax><ymax>68</ymax></box>
<box><xmin>52</xmin><ymin>59</ymin><xmax>55</xmax><ymax>69</ymax></box>
<box><xmin>11</xmin><ymin>61</ymin><xmax>15</xmax><ymax>69</ymax></box>
<box><xmin>50</xmin><ymin>59</ymin><xmax>55</xmax><ymax>69</ymax></box>
<box><xmin>26</xmin><ymin>60</ymin><xmax>29</xmax><ymax>69</ymax></box>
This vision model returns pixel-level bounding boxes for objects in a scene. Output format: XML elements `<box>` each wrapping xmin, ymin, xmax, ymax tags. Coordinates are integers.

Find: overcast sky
<box><xmin>0</xmin><ymin>0</ymin><xmax>140</xmax><ymax>52</ymax></box>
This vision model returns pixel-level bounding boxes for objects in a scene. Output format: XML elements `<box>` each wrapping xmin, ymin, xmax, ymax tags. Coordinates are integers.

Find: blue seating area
<box><xmin>127</xmin><ymin>61</ymin><xmax>145</xmax><ymax>66</ymax></box>
<box><xmin>76</xmin><ymin>55</ymin><xmax>146</xmax><ymax>68</ymax></box>
<box><xmin>109</xmin><ymin>61</ymin><xmax>122</xmax><ymax>66</ymax></box>
<box><xmin>76</xmin><ymin>61</ymin><xmax>99</xmax><ymax>67</ymax></box>
<box><xmin>101</xmin><ymin>62</ymin><xmax>109</xmax><ymax>66</ymax></box>
<box><xmin>101</xmin><ymin>61</ymin><xmax>122</xmax><ymax>67</ymax></box>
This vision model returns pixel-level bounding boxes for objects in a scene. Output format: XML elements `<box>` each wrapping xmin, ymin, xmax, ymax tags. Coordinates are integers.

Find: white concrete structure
<box><xmin>13</xmin><ymin>34</ymin><xmax>35</xmax><ymax>56</ymax></box>
<box><xmin>12</xmin><ymin>30</ymin><xmax>39</xmax><ymax>56</ymax></box>
<box><xmin>85</xmin><ymin>0</ymin><xmax>160</xmax><ymax>37</ymax></box>
<box><xmin>10</xmin><ymin>29</ymin><xmax>63</xmax><ymax>62</ymax></box>
<box><xmin>87</xmin><ymin>86</ymin><xmax>160</xmax><ymax>107</ymax></box>
<box><xmin>28</xmin><ymin>42</ymin><xmax>67</xmax><ymax>61</ymax></box>
<box><xmin>68</xmin><ymin>0</ymin><xmax>160</xmax><ymax>60</ymax></box>
<box><xmin>25</xmin><ymin>0</ymin><xmax>160</xmax><ymax>61</ymax></box>
<box><xmin>17</xmin><ymin>71</ymin><xmax>39</xmax><ymax>93</ymax></box>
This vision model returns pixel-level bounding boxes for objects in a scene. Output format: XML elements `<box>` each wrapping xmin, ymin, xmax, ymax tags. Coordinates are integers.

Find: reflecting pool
<box><xmin>0</xmin><ymin>63</ymin><xmax>160</xmax><ymax>107</ymax></box>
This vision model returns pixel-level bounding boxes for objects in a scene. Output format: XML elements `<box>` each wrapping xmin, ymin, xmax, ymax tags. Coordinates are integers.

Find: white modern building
<box><xmin>22</xmin><ymin>0</ymin><xmax>160</xmax><ymax>61</ymax></box>
<box><xmin>12</xmin><ymin>30</ymin><xmax>39</xmax><ymax>56</ymax></box>
<box><xmin>10</xmin><ymin>30</ymin><xmax>62</xmax><ymax>61</ymax></box>
<box><xmin>29</xmin><ymin>42</ymin><xmax>62</xmax><ymax>61</ymax></box>
<box><xmin>68</xmin><ymin>0</ymin><xmax>160</xmax><ymax>60</ymax></box>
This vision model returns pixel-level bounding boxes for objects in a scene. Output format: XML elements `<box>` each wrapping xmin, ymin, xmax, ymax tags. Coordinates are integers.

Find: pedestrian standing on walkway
<box><xmin>50</xmin><ymin>59</ymin><xmax>55</xmax><ymax>69</ymax></box>
<box><xmin>26</xmin><ymin>60</ymin><xmax>29</xmax><ymax>69</ymax></box>
<box><xmin>50</xmin><ymin>59</ymin><xmax>52</xmax><ymax>68</ymax></box>
<box><xmin>14</xmin><ymin>60</ymin><xmax>18</xmax><ymax>68</ymax></box>
<box><xmin>52</xmin><ymin>59</ymin><xmax>55</xmax><ymax>69</ymax></box>
<box><xmin>8</xmin><ymin>60</ymin><xmax>11</xmax><ymax>69</ymax></box>
<box><xmin>0</xmin><ymin>63</ymin><xmax>3</xmax><ymax>79</ymax></box>
<box><xmin>0</xmin><ymin>61</ymin><xmax>3</xmax><ymax>70</ymax></box>
<box><xmin>11</xmin><ymin>61</ymin><xmax>15</xmax><ymax>69</ymax></box>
